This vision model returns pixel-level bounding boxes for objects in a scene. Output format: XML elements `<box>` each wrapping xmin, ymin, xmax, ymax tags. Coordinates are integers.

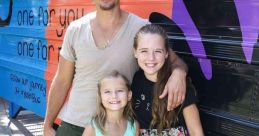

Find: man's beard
<box><xmin>100</xmin><ymin>2</ymin><xmax>116</xmax><ymax>10</ymax></box>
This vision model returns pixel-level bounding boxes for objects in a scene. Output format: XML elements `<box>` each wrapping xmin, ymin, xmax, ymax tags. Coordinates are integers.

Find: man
<box><xmin>44</xmin><ymin>0</ymin><xmax>187</xmax><ymax>136</ymax></box>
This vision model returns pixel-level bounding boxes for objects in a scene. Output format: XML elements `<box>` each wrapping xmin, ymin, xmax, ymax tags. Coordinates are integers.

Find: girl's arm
<box><xmin>183</xmin><ymin>104</ymin><xmax>204</xmax><ymax>136</ymax></box>
<box><xmin>82</xmin><ymin>125</ymin><xmax>95</xmax><ymax>136</ymax></box>
<box><xmin>135</xmin><ymin>121</ymin><xmax>140</xmax><ymax>136</ymax></box>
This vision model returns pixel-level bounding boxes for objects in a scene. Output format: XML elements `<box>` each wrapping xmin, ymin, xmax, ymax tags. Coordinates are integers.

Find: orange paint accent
<box><xmin>121</xmin><ymin>0</ymin><xmax>172</xmax><ymax>19</ymax></box>
<box><xmin>45</xmin><ymin>0</ymin><xmax>173</xmax><ymax>125</ymax></box>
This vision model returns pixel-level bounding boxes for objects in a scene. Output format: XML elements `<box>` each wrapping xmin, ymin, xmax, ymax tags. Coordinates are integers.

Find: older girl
<box><xmin>132</xmin><ymin>24</ymin><xmax>204</xmax><ymax>136</ymax></box>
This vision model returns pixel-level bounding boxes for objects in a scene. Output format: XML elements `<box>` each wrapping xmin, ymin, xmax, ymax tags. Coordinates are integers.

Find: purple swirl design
<box><xmin>172</xmin><ymin>0</ymin><xmax>212</xmax><ymax>80</ymax></box>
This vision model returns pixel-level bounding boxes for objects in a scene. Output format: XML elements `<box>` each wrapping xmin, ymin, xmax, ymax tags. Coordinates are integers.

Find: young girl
<box><xmin>83</xmin><ymin>71</ymin><xmax>139</xmax><ymax>136</ymax></box>
<box><xmin>132</xmin><ymin>24</ymin><xmax>204</xmax><ymax>136</ymax></box>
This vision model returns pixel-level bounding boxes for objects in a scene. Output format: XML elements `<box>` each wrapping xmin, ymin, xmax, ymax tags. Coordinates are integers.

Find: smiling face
<box><xmin>100</xmin><ymin>76</ymin><xmax>132</xmax><ymax>112</ymax></box>
<box><xmin>134</xmin><ymin>33</ymin><xmax>168</xmax><ymax>81</ymax></box>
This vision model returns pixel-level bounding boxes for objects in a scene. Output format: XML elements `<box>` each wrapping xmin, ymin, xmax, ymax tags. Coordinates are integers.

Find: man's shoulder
<box><xmin>128</xmin><ymin>13</ymin><xmax>149</xmax><ymax>26</ymax></box>
<box><xmin>128</xmin><ymin>13</ymin><xmax>145</xmax><ymax>20</ymax></box>
<box><xmin>68</xmin><ymin>11</ymin><xmax>96</xmax><ymax>29</ymax></box>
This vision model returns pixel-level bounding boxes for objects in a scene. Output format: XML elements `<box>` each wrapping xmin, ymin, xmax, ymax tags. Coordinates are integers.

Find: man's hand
<box><xmin>43</xmin><ymin>124</ymin><xmax>56</xmax><ymax>136</ymax></box>
<box><xmin>159</xmin><ymin>68</ymin><xmax>187</xmax><ymax>111</ymax></box>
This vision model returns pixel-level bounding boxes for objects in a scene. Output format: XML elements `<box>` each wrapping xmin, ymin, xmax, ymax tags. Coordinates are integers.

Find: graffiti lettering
<box><xmin>38</xmin><ymin>6</ymin><xmax>48</xmax><ymax>26</ymax></box>
<box><xmin>16</xmin><ymin>7</ymin><xmax>47</xmax><ymax>26</ymax></box>
<box><xmin>58</xmin><ymin>8</ymin><xmax>85</xmax><ymax>29</ymax></box>
<box><xmin>15</xmin><ymin>87</ymin><xmax>41</xmax><ymax>104</ymax></box>
<box><xmin>37</xmin><ymin>40</ymin><xmax>48</xmax><ymax>60</ymax></box>
<box><xmin>10</xmin><ymin>73</ymin><xmax>29</xmax><ymax>86</ymax></box>
<box><xmin>30</xmin><ymin>81</ymin><xmax>46</xmax><ymax>95</ymax></box>
<box><xmin>17</xmin><ymin>41</ymin><xmax>34</xmax><ymax>57</ymax></box>
<box><xmin>9</xmin><ymin>6</ymin><xmax>86</xmax><ymax>62</ymax></box>
<box><xmin>55</xmin><ymin>8</ymin><xmax>85</xmax><ymax>37</ymax></box>
<box><xmin>17</xmin><ymin>9</ymin><xmax>34</xmax><ymax>26</ymax></box>
<box><xmin>13</xmin><ymin>6</ymin><xmax>85</xmax><ymax>28</ymax></box>
<box><xmin>17</xmin><ymin>40</ymin><xmax>60</xmax><ymax>61</ymax></box>
<box><xmin>48</xmin><ymin>9</ymin><xmax>55</xmax><ymax>25</ymax></box>
<box><xmin>9</xmin><ymin>73</ymin><xmax>45</xmax><ymax>104</ymax></box>
<box><xmin>10</xmin><ymin>74</ymin><xmax>21</xmax><ymax>83</ymax></box>
<box><xmin>21</xmin><ymin>78</ymin><xmax>28</xmax><ymax>85</ymax></box>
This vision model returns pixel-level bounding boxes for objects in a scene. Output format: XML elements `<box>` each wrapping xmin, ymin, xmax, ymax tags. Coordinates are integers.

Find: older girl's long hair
<box><xmin>134</xmin><ymin>24</ymin><xmax>182</xmax><ymax>132</ymax></box>
<box><xmin>91</xmin><ymin>71</ymin><xmax>135</xmax><ymax>134</ymax></box>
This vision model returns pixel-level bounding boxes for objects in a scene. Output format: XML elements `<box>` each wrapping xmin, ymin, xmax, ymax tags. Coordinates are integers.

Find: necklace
<box><xmin>99</xmin><ymin>23</ymin><xmax>120</xmax><ymax>49</ymax></box>
<box><xmin>99</xmin><ymin>29</ymin><xmax>115</xmax><ymax>49</ymax></box>
<box><xmin>91</xmin><ymin>18</ymin><xmax>124</xmax><ymax>50</ymax></box>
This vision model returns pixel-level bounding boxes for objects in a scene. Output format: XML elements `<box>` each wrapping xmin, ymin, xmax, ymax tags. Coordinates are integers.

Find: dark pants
<box><xmin>56</xmin><ymin>121</ymin><xmax>85</xmax><ymax>136</ymax></box>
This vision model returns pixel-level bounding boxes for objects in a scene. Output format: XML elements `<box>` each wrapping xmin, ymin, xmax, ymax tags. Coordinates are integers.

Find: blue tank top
<box><xmin>93</xmin><ymin>120</ymin><xmax>136</xmax><ymax>136</ymax></box>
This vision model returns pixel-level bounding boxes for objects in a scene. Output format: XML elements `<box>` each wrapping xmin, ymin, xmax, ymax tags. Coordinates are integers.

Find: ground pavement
<box><xmin>0</xmin><ymin>98</ymin><xmax>44</xmax><ymax>136</ymax></box>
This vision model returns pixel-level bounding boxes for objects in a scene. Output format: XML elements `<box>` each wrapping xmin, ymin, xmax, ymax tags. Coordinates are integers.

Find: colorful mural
<box><xmin>172</xmin><ymin>0</ymin><xmax>212</xmax><ymax>80</ymax></box>
<box><xmin>1</xmin><ymin>0</ymin><xmax>259</xmax><ymax>135</ymax></box>
<box><xmin>0</xmin><ymin>0</ymin><xmax>172</xmax><ymax>117</ymax></box>
<box><xmin>234</xmin><ymin>0</ymin><xmax>259</xmax><ymax>64</ymax></box>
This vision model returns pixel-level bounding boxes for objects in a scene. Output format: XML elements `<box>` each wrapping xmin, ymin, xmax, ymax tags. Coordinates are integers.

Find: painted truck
<box><xmin>0</xmin><ymin>0</ymin><xmax>258</xmax><ymax>135</ymax></box>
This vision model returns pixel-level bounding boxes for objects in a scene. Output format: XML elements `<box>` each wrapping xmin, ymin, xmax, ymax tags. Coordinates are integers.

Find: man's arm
<box><xmin>160</xmin><ymin>49</ymin><xmax>187</xmax><ymax>111</ymax></box>
<box><xmin>43</xmin><ymin>56</ymin><xmax>75</xmax><ymax>136</ymax></box>
<box><xmin>169</xmin><ymin>48</ymin><xmax>188</xmax><ymax>72</ymax></box>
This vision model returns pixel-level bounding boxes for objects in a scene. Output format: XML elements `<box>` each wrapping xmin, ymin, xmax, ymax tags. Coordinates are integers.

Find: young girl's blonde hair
<box><xmin>91</xmin><ymin>70</ymin><xmax>135</xmax><ymax>134</ymax></box>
